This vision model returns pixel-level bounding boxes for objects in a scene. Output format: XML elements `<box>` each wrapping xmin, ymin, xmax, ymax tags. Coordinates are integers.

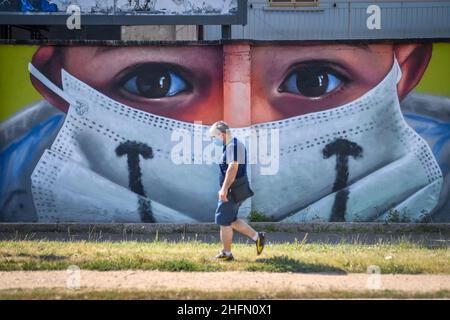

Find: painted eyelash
<box><xmin>283</xmin><ymin>61</ymin><xmax>352</xmax><ymax>84</ymax></box>
<box><xmin>116</xmin><ymin>64</ymin><xmax>193</xmax><ymax>99</ymax></box>
<box><xmin>117</xmin><ymin>63</ymin><xmax>192</xmax><ymax>86</ymax></box>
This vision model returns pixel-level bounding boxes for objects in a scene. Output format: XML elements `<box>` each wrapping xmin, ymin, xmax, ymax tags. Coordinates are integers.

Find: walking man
<box><xmin>209</xmin><ymin>121</ymin><xmax>265</xmax><ymax>261</ymax></box>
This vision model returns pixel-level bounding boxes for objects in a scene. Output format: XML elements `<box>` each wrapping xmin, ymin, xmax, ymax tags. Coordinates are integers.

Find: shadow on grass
<box><xmin>246</xmin><ymin>255</ymin><xmax>347</xmax><ymax>274</ymax></box>
<box><xmin>3</xmin><ymin>253</ymin><xmax>67</xmax><ymax>261</ymax></box>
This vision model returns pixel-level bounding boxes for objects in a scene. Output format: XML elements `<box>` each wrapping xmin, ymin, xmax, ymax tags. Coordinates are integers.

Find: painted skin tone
<box><xmin>30</xmin><ymin>43</ymin><xmax>432</xmax><ymax>252</ymax></box>
<box><xmin>31</xmin><ymin>43</ymin><xmax>431</xmax><ymax>128</ymax></box>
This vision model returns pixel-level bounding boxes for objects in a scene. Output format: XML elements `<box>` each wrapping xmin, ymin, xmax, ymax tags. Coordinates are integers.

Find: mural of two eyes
<box><xmin>119</xmin><ymin>62</ymin><xmax>347</xmax><ymax>99</ymax></box>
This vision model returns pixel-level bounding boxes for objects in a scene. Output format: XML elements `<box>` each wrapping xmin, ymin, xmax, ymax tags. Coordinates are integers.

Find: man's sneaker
<box><xmin>215</xmin><ymin>251</ymin><xmax>234</xmax><ymax>261</ymax></box>
<box><xmin>256</xmin><ymin>232</ymin><xmax>266</xmax><ymax>255</ymax></box>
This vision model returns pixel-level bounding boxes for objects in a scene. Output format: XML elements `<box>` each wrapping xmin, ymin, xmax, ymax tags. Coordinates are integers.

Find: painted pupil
<box><xmin>136</xmin><ymin>67</ymin><xmax>171</xmax><ymax>98</ymax></box>
<box><xmin>296</xmin><ymin>67</ymin><xmax>329</xmax><ymax>97</ymax></box>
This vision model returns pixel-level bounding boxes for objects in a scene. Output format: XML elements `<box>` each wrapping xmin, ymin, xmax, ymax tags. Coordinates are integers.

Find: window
<box><xmin>268</xmin><ymin>0</ymin><xmax>319</xmax><ymax>7</ymax></box>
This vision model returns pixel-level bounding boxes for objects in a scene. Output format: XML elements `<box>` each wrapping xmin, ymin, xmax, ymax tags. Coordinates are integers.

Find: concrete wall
<box><xmin>121</xmin><ymin>25</ymin><xmax>197</xmax><ymax>41</ymax></box>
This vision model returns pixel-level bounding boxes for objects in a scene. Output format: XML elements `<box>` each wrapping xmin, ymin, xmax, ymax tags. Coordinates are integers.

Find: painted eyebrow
<box><xmin>344</xmin><ymin>43</ymin><xmax>370</xmax><ymax>51</ymax></box>
<box><xmin>95</xmin><ymin>47</ymin><xmax>117</xmax><ymax>55</ymax></box>
<box><xmin>96</xmin><ymin>44</ymin><xmax>371</xmax><ymax>51</ymax></box>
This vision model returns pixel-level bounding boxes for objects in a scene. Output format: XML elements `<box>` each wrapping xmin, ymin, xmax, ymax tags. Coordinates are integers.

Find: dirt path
<box><xmin>1</xmin><ymin>271</ymin><xmax>449</xmax><ymax>293</ymax></box>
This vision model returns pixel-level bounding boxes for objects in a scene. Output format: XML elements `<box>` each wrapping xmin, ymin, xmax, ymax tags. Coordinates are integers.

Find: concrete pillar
<box><xmin>222</xmin><ymin>43</ymin><xmax>252</xmax><ymax>128</ymax></box>
<box><xmin>223</xmin><ymin>44</ymin><xmax>253</xmax><ymax>220</ymax></box>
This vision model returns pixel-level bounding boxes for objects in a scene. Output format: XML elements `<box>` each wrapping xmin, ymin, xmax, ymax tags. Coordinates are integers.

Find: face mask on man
<box><xmin>213</xmin><ymin>137</ymin><xmax>224</xmax><ymax>147</ymax></box>
<box><xmin>28</xmin><ymin>56</ymin><xmax>442</xmax><ymax>223</ymax></box>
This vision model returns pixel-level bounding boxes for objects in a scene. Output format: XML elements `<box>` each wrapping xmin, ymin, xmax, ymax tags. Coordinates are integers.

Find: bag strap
<box><xmin>233</xmin><ymin>137</ymin><xmax>238</xmax><ymax>162</ymax></box>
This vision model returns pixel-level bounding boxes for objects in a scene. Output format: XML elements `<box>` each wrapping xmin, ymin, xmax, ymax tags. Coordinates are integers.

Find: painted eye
<box><xmin>122</xmin><ymin>65</ymin><xmax>190</xmax><ymax>98</ymax></box>
<box><xmin>280</xmin><ymin>65</ymin><xmax>344</xmax><ymax>97</ymax></box>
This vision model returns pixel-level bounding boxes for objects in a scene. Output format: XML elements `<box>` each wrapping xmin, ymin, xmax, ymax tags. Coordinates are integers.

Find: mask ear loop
<box><xmin>393</xmin><ymin>56</ymin><xmax>403</xmax><ymax>84</ymax></box>
<box><xmin>28</xmin><ymin>63</ymin><xmax>76</xmax><ymax>106</ymax></box>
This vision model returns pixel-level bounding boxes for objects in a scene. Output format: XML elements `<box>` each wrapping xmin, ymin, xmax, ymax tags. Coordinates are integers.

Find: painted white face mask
<box><xmin>249</xmin><ymin>57</ymin><xmax>443</xmax><ymax>222</ymax></box>
<box><xmin>28</xmin><ymin>64</ymin><xmax>220</xmax><ymax>223</ymax></box>
<box><xmin>28</xmin><ymin>56</ymin><xmax>442</xmax><ymax>223</ymax></box>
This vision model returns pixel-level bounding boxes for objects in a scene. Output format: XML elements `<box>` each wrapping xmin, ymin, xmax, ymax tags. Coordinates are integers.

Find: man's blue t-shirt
<box><xmin>219</xmin><ymin>137</ymin><xmax>247</xmax><ymax>187</ymax></box>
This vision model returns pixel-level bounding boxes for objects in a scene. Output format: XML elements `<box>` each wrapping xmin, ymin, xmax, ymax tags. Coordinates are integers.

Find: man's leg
<box><xmin>231</xmin><ymin>219</ymin><xmax>258</xmax><ymax>240</ymax></box>
<box><xmin>231</xmin><ymin>218</ymin><xmax>266</xmax><ymax>255</ymax></box>
<box><xmin>220</xmin><ymin>225</ymin><xmax>233</xmax><ymax>253</ymax></box>
<box><xmin>215</xmin><ymin>200</ymin><xmax>236</xmax><ymax>259</ymax></box>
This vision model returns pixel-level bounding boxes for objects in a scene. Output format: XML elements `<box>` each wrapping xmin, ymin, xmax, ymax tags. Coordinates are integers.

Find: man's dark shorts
<box><xmin>215</xmin><ymin>196</ymin><xmax>242</xmax><ymax>226</ymax></box>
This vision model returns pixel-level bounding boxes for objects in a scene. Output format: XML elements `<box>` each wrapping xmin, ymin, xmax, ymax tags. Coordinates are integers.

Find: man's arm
<box><xmin>218</xmin><ymin>161</ymin><xmax>238</xmax><ymax>202</ymax></box>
